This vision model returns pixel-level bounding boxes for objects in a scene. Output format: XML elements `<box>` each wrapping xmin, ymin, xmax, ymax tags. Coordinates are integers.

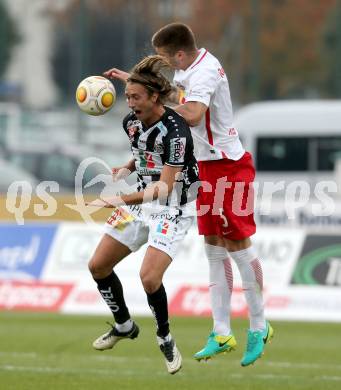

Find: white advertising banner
<box><xmin>1</xmin><ymin>222</ymin><xmax>341</xmax><ymax>321</ymax></box>
<box><xmin>255</xmin><ymin>198</ymin><xmax>341</xmax><ymax>230</ymax></box>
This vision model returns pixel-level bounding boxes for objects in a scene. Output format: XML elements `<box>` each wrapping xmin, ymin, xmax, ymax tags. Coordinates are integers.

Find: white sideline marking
<box><xmin>93</xmin><ymin>355</ymin><xmax>152</xmax><ymax>363</ymax></box>
<box><xmin>1</xmin><ymin>351</ymin><xmax>341</xmax><ymax>371</ymax></box>
<box><xmin>1</xmin><ymin>364</ymin><xmax>341</xmax><ymax>382</ymax></box>
<box><xmin>230</xmin><ymin>373</ymin><xmax>341</xmax><ymax>382</ymax></box>
<box><xmin>0</xmin><ymin>359</ymin><xmax>341</xmax><ymax>382</ymax></box>
<box><xmin>0</xmin><ymin>352</ymin><xmax>37</xmax><ymax>358</ymax></box>
<box><xmin>266</xmin><ymin>361</ymin><xmax>341</xmax><ymax>370</ymax></box>
<box><xmin>0</xmin><ymin>365</ymin><xmax>136</xmax><ymax>377</ymax></box>
<box><xmin>1</xmin><ymin>352</ymin><xmax>341</xmax><ymax>381</ymax></box>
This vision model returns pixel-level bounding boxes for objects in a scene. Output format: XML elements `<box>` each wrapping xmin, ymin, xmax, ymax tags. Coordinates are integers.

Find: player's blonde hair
<box><xmin>127</xmin><ymin>55</ymin><xmax>172</xmax><ymax>104</ymax></box>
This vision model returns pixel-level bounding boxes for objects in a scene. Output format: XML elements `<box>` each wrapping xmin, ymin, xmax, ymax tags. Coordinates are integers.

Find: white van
<box><xmin>234</xmin><ymin>100</ymin><xmax>341</xmax><ymax>187</ymax></box>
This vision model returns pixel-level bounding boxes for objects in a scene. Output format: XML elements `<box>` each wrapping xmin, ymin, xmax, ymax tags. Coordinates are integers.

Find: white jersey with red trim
<box><xmin>174</xmin><ymin>48</ymin><xmax>245</xmax><ymax>162</ymax></box>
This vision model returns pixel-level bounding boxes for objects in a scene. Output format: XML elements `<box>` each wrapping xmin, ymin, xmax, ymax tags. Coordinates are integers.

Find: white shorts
<box><xmin>103</xmin><ymin>204</ymin><xmax>194</xmax><ymax>260</ymax></box>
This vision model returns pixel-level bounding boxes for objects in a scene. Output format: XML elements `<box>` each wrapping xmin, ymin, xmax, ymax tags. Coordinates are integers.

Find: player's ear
<box><xmin>176</xmin><ymin>50</ymin><xmax>185</xmax><ymax>61</ymax></box>
<box><xmin>151</xmin><ymin>92</ymin><xmax>159</xmax><ymax>103</ymax></box>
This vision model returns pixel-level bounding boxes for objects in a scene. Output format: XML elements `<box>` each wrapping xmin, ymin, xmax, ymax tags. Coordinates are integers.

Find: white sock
<box><xmin>115</xmin><ymin>319</ymin><xmax>133</xmax><ymax>333</ymax></box>
<box><xmin>229</xmin><ymin>246</ymin><xmax>266</xmax><ymax>331</ymax></box>
<box><xmin>157</xmin><ymin>333</ymin><xmax>172</xmax><ymax>345</ymax></box>
<box><xmin>205</xmin><ymin>244</ymin><xmax>233</xmax><ymax>336</ymax></box>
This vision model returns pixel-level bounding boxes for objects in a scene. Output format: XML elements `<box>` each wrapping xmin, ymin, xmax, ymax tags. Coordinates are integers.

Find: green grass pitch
<box><xmin>0</xmin><ymin>312</ymin><xmax>340</xmax><ymax>390</ymax></box>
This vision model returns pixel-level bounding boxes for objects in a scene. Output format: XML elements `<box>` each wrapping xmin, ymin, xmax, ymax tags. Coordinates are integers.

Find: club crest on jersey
<box><xmin>156</xmin><ymin>221</ymin><xmax>169</xmax><ymax>235</ymax></box>
<box><xmin>154</xmin><ymin>141</ymin><xmax>164</xmax><ymax>154</ymax></box>
<box><xmin>127</xmin><ymin>120</ymin><xmax>142</xmax><ymax>141</ymax></box>
<box><xmin>218</xmin><ymin>67</ymin><xmax>225</xmax><ymax>78</ymax></box>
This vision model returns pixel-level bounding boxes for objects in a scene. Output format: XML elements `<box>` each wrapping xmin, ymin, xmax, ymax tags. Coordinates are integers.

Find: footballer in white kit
<box><xmin>173</xmin><ymin>47</ymin><xmax>256</xmax><ymax>240</ymax></box>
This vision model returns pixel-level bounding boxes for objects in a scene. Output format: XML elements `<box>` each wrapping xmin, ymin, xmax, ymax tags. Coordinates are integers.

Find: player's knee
<box><xmin>225</xmin><ymin>237</ymin><xmax>251</xmax><ymax>252</ymax></box>
<box><xmin>88</xmin><ymin>257</ymin><xmax>109</xmax><ymax>279</ymax></box>
<box><xmin>204</xmin><ymin>235</ymin><xmax>225</xmax><ymax>247</ymax></box>
<box><xmin>88</xmin><ymin>258</ymin><xmax>99</xmax><ymax>278</ymax></box>
<box><xmin>140</xmin><ymin>272</ymin><xmax>159</xmax><ymax>294</ymax></box>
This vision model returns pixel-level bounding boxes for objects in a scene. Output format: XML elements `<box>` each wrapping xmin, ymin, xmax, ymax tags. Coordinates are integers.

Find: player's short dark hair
<box><xmin>152</xmin><ymin>23</ymin><xmax>197</xmax><ymax>55</ymax></box>
<box><xmin>127</xmin><ymin>55</ymin><xmax>172</xmax><ymax>104</ymax></box>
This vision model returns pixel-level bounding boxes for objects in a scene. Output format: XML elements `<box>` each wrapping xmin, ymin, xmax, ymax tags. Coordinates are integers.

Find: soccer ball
<box><xmin>76</xmin><ymin>76</ymin><xmax>116</xmax><ymax>116</ymax></box>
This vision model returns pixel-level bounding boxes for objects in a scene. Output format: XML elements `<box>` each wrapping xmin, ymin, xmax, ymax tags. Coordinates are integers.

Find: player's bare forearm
<box><xmin>123</xmin><ymin>159</ymin><xmax>136</xmax><ymax>172</ymax></box>
<box><xmin>86</xmin><ymin>184</ymin><xmax>163</xmax><ymax>208</ymax></box>
<box><xmin>103</xmin><ymin>67</ymin><xmax>130</xmax><ymax>83</ymax></box>
<box><xmin>87</xmin><ymin>165</ymin><xmax>182</xmax><ymax>208</ymax></box>
<box><xmin>174</xmin><ymin>101</ymin><xmax>207</xmax><ymax>127</ymax></box>
<box><xmin>111</xmin><ymin>159</ymin><xmax>136</xmax><ymax>181</ymax></box>
<box><xmin>120</xmin><ymin>164</ymin><xmax>182</xmax><ymax>205</ymax></box>
<box><xmin>166</xmin><ymin>85</ymin><xmax>181</xmax><ymax>105</ymax></box>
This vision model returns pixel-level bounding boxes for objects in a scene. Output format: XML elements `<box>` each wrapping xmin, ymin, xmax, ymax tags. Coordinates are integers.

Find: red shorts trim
<box><xmin>196</xmin><ymin>152</ymin><xmax>256</xmax><ymax>240</ymax></box>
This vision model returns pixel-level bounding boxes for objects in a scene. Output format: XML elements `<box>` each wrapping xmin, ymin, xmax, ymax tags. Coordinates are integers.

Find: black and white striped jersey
<box><xmin>122</xmin><ymin>106</ymin><xmax>199</xmax><ymax>206</ymax></box>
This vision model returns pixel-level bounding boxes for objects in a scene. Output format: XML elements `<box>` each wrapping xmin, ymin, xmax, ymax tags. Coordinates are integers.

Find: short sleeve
<box><xmin>122</xmin><ymin>112</ymin><xmax>132</xmax><ymax>135</ymax></box>
<box><xmin>185</xmin><ymin>67</ymin><xmax>219</xmax><ymax>106</ymax></box>
<box><xmin>163</xmin><ymin>125</ymin><xmax>190</xmax><ymax>167</ymax></box>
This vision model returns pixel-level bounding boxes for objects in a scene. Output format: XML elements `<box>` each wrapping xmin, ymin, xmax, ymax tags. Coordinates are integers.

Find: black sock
<box><xmin>146</xmin><ymin>284</ymin><xmax>170</xmax><ymax>338</ymax></box>
<box><xmin>94</xmin><ymin>271</ymin><xmax>130</xmax><ymax>324</ymax></box>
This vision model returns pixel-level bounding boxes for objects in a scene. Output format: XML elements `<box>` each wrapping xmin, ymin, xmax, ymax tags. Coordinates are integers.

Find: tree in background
<box><xmin>187</xmin><ymin>0</ymin><xmax>337</xmax><ymax>103</ymax></box>
<box><xmin>321</xmin><ymin>0</ymin><xmax>341</xmax><ymax>98</ymax></box>
<box><xmin>50</xmin><ymin>0</ymin><xmax>339</xmax><ymax>104</ymax></box>
<box><xmin>0</xmin><ymin>0</ymin><xmax>19</xmax><ymax>80</ymax></box>
<box><xmin>258</xmin><ymin>0</ymin><xmax>336</xmax><ymax>100</ymax></box>
<box><xmin>51</xmin><ymin>0</ymin><xmax>154</xmax><ymax>101</ymax></box>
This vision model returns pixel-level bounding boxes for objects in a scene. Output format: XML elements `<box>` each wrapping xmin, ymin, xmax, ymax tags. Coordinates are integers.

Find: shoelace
<box><xmin>246</xmin><ymin>331</ymin><xmax>261</xmax><ymax>352</ymax></box>
<box><xmin>160</xmin><ymin>340</ymin><xmax>174</xmax><ymax>362</ymax></box>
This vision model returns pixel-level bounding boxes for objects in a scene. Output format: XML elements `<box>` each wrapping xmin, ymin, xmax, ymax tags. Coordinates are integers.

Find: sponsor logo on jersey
<box><xmin>218</xmin><ymin>67</ymin><xmax>225</xmax><ymax>78</ymax></box>
<box><xmin>169</xmin><ymin>137</ymin><xmax>186</xmax><ymax>163</ymax></box>
<box><xmin>156</xmin><ymin>221</ymin><xmax>170</xmax><ymax>235</ymax></box>
<box><xmin>151</xmin><ymin>213</ymin><xmax>179</xmax><ymax>224</ymax></box>
<box><xmin>228</xmin><ymin>127</ymin><xmax>237</xmax><ymax>136</ymax></box>
<box><xmin>106</xmin><ymin>208</ymin><xmax>135</xmax><ymax>231</ymax></box>
<box><xmin>127</xmin><ymin>204</ymin><xmax>143</xmax><ymax>218</ymax></box>
<box><xmin>139</xmin><ymin>152</ymin><xmax>156</xmax><ymax>168</ymax></box>
<box><xmin>153</xmin><ymin>239</ymin><xmax>168</xmax><ymax>247</ymax></box>
<box><xmin>138</xmin><ymin>168</ymin><xmax>161</xmax><ymax>176</ymax></box>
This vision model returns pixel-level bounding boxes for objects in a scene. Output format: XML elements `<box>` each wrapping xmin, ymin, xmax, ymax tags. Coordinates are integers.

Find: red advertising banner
<box><xmin>0</xmin><ymin>280</ymin><xmax>74</xmax><ymax>311</ymax></box>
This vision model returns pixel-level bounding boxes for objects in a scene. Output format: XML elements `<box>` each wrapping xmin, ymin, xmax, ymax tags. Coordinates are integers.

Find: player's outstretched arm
<box><xmin>86</xmin><ymin>165</ymin><xmax>182</xmax><ymax>208</ymax></box>
<box><xmin>103</xmin><ymin>67</ymin><xmax>130</xmax><ymax>83</ymax></box>
<box><xmin>112</xmin><ymin>159</ymin><xmax>136</xmax><ymax>181</ymax></box>
<box><xmin>166</xmin><ymin>85</ymin><xmax>181</xmax><ymax>105</ymax></box>
<box><xmin>174</xmin><ymin>101</ymin><xmax>207</xmax><ymax>127</ymax></box>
